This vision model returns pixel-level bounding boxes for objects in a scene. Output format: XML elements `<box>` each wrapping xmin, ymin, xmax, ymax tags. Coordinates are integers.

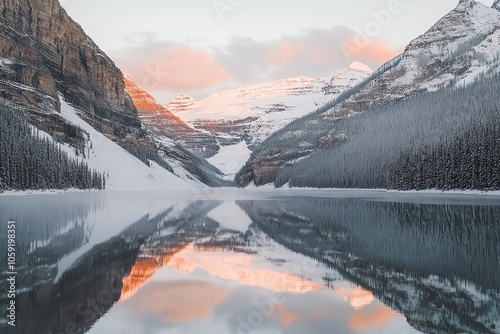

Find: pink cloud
<box><xmin>261</xmin><ymin>31</ymin><xmax>401</xmax><ymax>76</ymax></box>
<box><xmin>341</xmin><ymin>38</ymin><xmax>403</xmax><ymax>65</ymax></box>
<box><xmin>349</xmin><ymin>304</ymin><xmax>396</xmax><ymax>331</ymax></box>
<box><xmin>127</xmin><ymin>281</ymin><xmax>230</xmax><ymax>324</ymax></box>
<box><xmin>266</xmin><ymin>42</ymin><xmax>300</xmax><ymax>66</ymax></box>
<box><xmin>114</xmin><ymin>27</ymin><xmax>404</xmax><ymax>101</ymax></box>
<box><xmin>115</xmin><ymin>44</ymin><xmax>231</xmax><ymax>93</ymax></box>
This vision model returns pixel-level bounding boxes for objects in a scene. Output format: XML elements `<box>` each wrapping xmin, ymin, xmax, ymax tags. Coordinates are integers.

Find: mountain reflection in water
<box><xmin>0</xmin><ymin>191</ymin><xmax>498</xmax><ymax>334</ymax></box>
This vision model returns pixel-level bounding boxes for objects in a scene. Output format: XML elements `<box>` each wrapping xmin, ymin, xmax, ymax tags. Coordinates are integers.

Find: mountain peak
<box><xmin>493</xmin><ymin>0</ymin><xmax>500</xmax><ymax>10</ymax></box>
<box><xmin>347</xmin><ymin>61</ymin><xmax>373</xmax><ymax>73</ymax></box>
<box><xmin>167</xmin><ymin>95</ymin><xmax>195</xmax><ymax>113</ymax></box>
<box><xmin>456</xmin><ymin>0</ymin><xmax>483</xmax><ymax>11</ymax></box>
<box><xmin>123</xmin><ymin>73</ymin><xmax>165</xmax><ymax>114</ymax></box>
<box><xmin>458</xmin><ymin>0</ymin><xmax>476</xmax><ymax>6</ymax></box>
<box><xmin>456</xmin><ymin>0</ymin><xmax>490</xmax><ymax>14</ymax></box>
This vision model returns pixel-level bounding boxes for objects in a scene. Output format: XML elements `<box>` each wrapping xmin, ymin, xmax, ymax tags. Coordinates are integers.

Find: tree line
<box><xmin>272</xmin><ymin>71</ymin><xmax>500</xmax><ymax>191</ymax></box>
<box><xmin>0</xmin><ymin>105</ymin><xmax>105</xmax><ymax>191</ymax></box>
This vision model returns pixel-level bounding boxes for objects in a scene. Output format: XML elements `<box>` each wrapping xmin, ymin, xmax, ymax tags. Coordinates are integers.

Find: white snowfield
<box><xmin>207</xmin><ymin>141</ymin><xmax>252</xmax><ymax>179</ymax></box>
<box><xmin>59</xmin><ymin>96</ymin><xmax>192</xmax><ymax>191</ymax></box>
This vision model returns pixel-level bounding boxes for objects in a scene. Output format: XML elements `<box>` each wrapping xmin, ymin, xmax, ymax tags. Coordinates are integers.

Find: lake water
<box><xmin>0</xmin><ymin>189</ymin><xmax>499</xmax><ymax>334</ymax></box>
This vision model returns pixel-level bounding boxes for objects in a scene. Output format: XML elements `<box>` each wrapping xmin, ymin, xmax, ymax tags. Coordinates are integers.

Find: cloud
<box><xmin>266</xmin><ymin>42</ymin><xmax>300</xmax><ymax>66</ymax></box>
<box><xmin>125</xmin><ymin>281</ymin><xmax>231</xmax><ymax>324</ymax></box>
<box><xmin>341</xmin><ymin>39</ymin><xmax>405</xmax><ymax>66</ymax></box>
<box><xmin>272</xmin><ymin>304</ymin><xmax>300</xmax><ymax>327</ymax></box>
<box><xmin>113</xmin><ymin>27</ymin><xmax>402</xmax><ymax>103</ymax></box>
<box><xmin>214</xmin><ymin>26</ymin><xmax>401</xmax><ymax>85</ymax></box>
<box><xmin>348</xmin><ymin>304</ymin><xmax>395</xmax><ymax>331</ymax></box>
<box><xmin>113</xmin><ymin>38</ymin><xmax>231</xmax><ymax>94</ymax></box>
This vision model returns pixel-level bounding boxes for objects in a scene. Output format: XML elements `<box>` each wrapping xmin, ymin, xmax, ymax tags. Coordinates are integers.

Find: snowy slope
<box><xmin>207</xmin><ymin>141</ymin><xmax>252</xmax><ymax>179</ymax></box>
<box><xmin>326</xmin><ymin>0</ymin><xmax>500</xmax><ymax>117</ymax></box>
<box><xmin>58</xmin><ymin>97</ymin><xmax>191</xmax><ymax>190</ymax></box>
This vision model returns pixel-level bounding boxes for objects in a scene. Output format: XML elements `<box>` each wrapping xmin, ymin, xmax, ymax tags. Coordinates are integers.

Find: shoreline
<box><xmin>2</xmin><ymin>186</ymin><xmax>500</xmax><ymax>198</ymax></box>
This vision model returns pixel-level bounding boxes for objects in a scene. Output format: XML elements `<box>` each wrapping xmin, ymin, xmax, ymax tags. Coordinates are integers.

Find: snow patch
<box><xmin>0</xmin><ymin>57</ymin><xmax>13</xmax><ymax>66</ymax></box>
<box><xmin>207</xmin><ymin>141</ymin><xmax>252</xmax><ymax>179</ymax></box>
<box><xmin>346</xmin><ymin>61</ymin><xmax>373</xmax><ymax>73</ymax></box>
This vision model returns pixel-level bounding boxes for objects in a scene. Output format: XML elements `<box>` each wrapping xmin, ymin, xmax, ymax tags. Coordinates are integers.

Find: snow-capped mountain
<box><xmin>172</xmin><ymin>62</ymin><xmax>372</xmax><ymax>177</ymax></box>
<box><xmin>167</xmin><ymin>94</ymin><xmax>196</xmax><ymax>113</ymax></box>
<box><xmin>123</xmin><ymin>75</ymin><xmax>226</xmax><ymax>187</ymax></box>
<box><xmin>237</xmin><ymin>0</ymin><xmax>500</xmax><ymax>187</ymax></box>
<box><xmin>330</xmin><ymin>0</ymin><xmax>500</xmax><ymax>117</ymax></box>
<box><xmin>179</xmin><ymin>61</ymin><xmax>372</xmax><ymax>123</ymax></box>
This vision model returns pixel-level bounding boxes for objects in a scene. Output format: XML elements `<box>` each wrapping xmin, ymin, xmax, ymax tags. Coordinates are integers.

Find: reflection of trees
<box><xmin>0</xmin><ymin>194</ymin><xmax>104</xmax><ymax>266</ymax></box>
<box><xmin>0</xmin><ymin>201</ymin><xmax>219</xmax><ymax>334</ymax></box>
<box><xmin>237</xmin><ymin>198</ymin><xmax>500</xmax><ymax>334</ymax></box>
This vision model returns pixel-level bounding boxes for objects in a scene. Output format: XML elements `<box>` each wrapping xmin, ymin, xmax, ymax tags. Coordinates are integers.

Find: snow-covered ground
<box><xmin>207</xmin><ymin>141</ymin><xmax>252</xmax><ymax>179</ymax></box>
<box><xmin>58</xmin><ymin>97</ymin><xmax>191</xmax><ymax>191</ymax></box>
<box><xmin>3</xmin><ymin>185</ymin><xmax>500</xmax><ymax>198</ymax></box>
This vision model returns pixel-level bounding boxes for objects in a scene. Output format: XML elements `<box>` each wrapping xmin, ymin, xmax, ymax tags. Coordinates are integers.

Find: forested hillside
<box><xmin>0</xmin><ymin>105</ymin><xmax>105</xmax><ymax>191</ymax></box>
<box><xmin>236</xmin><ymin>0</ymin><xmax>500</xmax><ymax>188</ymax></box>
<box><xmin>388</xmin><ymin>120</ymin><xmax>500</xmax><ymax>190</ymax></box>
<box><xmin>271</xmin><ymin>72</ymin><xmax>500</xmax><ymax>191</ymax></box>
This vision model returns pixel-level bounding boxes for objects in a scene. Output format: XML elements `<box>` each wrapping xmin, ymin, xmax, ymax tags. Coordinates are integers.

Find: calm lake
<box><xmin>0</xmin><ymin>189</ymin><xmax>499</xmax><ymax>334</ymax></box>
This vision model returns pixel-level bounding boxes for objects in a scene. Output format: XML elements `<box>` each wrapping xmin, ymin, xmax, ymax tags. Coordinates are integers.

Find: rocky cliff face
<box><xmin>123</xmin><ymin>74</ymin><xmax>219</xmax><ymax>157</ymax></box>
<box><xmin>124</xmin><ymin>74</ymin><xmax>226</xmax><ymax>186</ymax></box>
<box><xmin>0</xmin><ymin>0</ymin><xmax>140</xmax><ymax>138</ymax></box>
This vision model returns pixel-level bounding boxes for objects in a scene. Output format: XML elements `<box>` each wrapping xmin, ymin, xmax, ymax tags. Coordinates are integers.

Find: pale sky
<box><xmin>62</xmin><ymin>0</ymin><xmax>494</xmax><ymax>104</ymax></box>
